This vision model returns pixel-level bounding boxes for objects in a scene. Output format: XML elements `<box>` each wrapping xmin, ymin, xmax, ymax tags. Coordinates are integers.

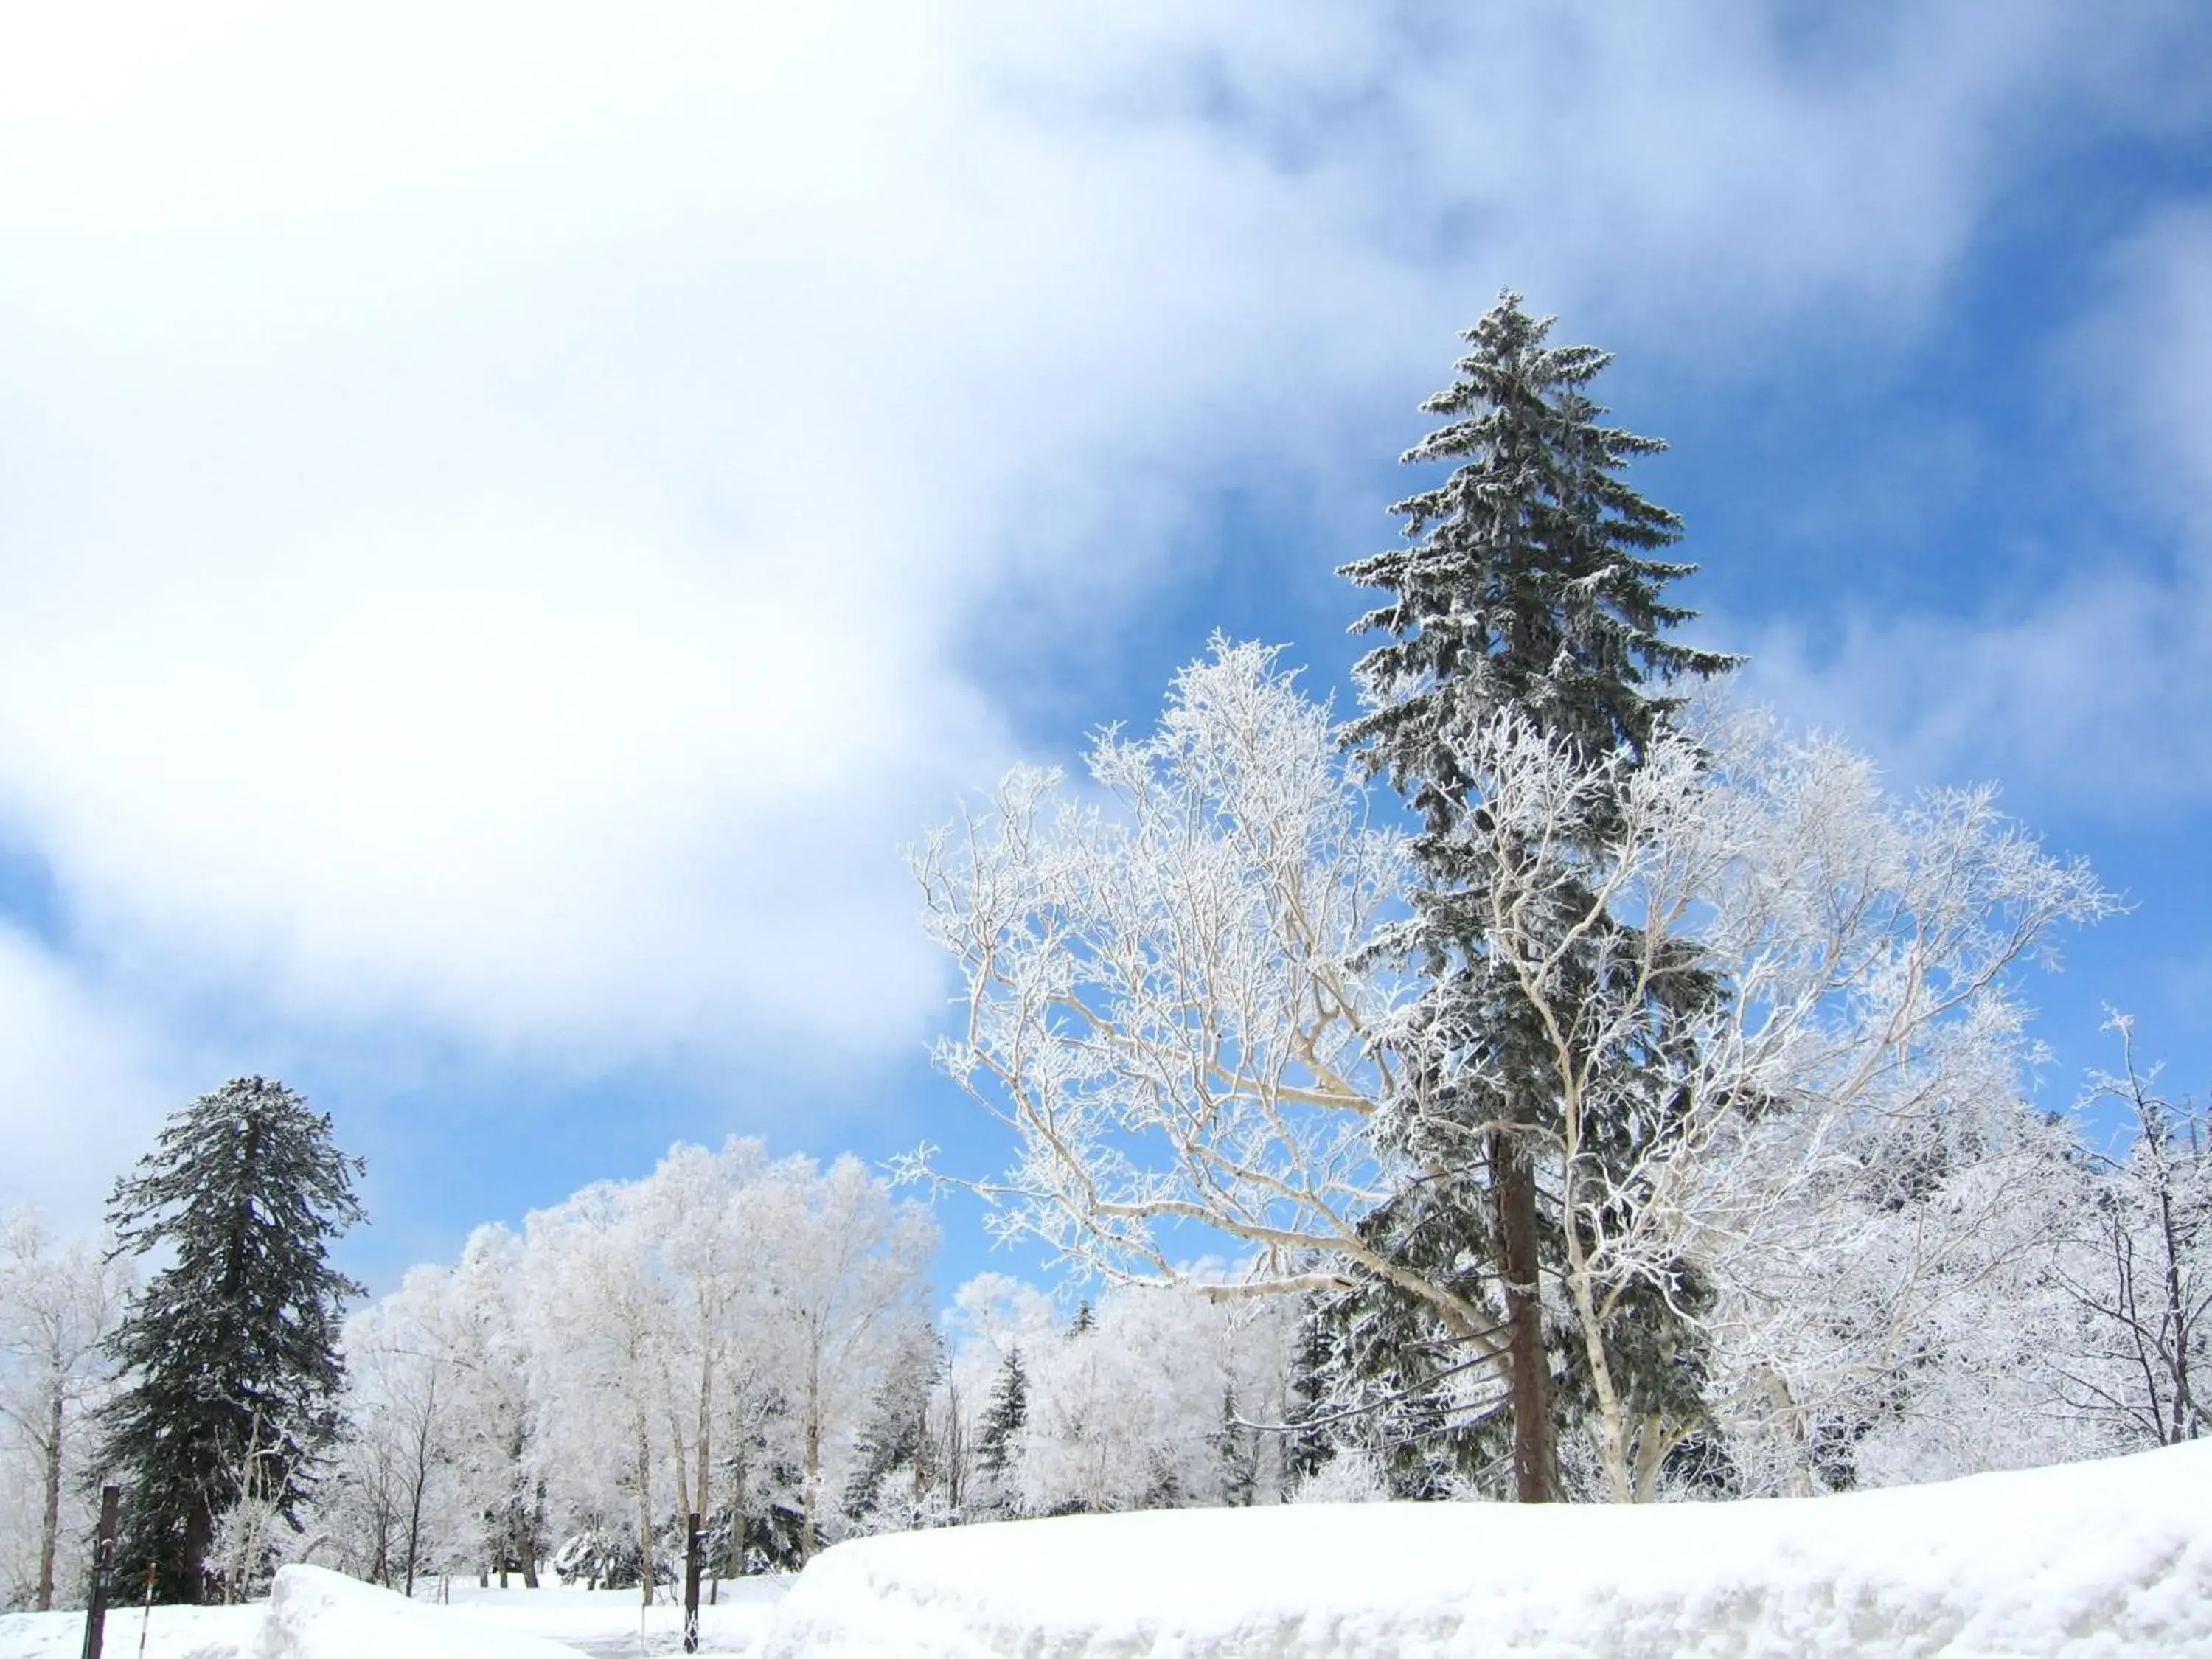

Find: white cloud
<box><xmin>0</xmin><ymin>1</ymin><xmax>2192</xmax><ymax>1083</ymax></box>
<box><xmin>0</xmin><ymin>929</ymin><xmax>186</xmax><ymax>1225</ymax></box>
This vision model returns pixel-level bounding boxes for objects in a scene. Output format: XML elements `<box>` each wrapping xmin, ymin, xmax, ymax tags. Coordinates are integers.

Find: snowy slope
<box><xmin>765</xmin><ymin>1441</ymin><xmax>2212</xmax><ymax>1658</ymax></box>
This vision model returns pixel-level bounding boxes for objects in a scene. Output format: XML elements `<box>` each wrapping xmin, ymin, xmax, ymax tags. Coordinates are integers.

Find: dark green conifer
<box><xmin>98</xmin><ymin>1077</ymin><xmax>366</xmax><ymax>1599</ymax></box>
<box><xmin>974</xmin><ymin>1346</ymin><xmax>1029</xmax><ymax>1516</ymax></box>
<box><xmin>1338</xmin><ymin>293</ymin><xmax>1736</xmax><ymax>1501</ymax></box>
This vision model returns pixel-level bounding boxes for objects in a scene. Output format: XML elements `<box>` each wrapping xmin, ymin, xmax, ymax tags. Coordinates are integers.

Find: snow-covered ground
<box><xmin>5</xmin><ymin>1443</ymin><xmax>2208</xmax><ymax>1659</ymax></box>
<box><xmin>0</xmin><ymin>1573</ymin><xmax>787</xmax><ymax>1659</ymax></box>
<box><xmin>428</xmin><ymin>1576</ymin><xmax>787</xmax><ymax>1658</ymax></box>
<box><xmin>772</xmin><ymin>1440</ymin><xmax>2212</xmax><ymax>1658</ymax></box>
<box><xmin>0</xmin><ymin>1602</ymin><xmax>263</xmax><ymax>1659</ymax></box>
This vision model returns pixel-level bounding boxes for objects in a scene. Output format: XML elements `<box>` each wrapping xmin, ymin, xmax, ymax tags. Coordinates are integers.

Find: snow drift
<box><xmin>257</xmin><ymin>1567</ymin><xmax>588</xmax><ymax>1659</ymax></box>
<box><xmin>764</xmin><ymin>1441</ymin><xmax>2212</xmax><ymax>1658</ymax></box>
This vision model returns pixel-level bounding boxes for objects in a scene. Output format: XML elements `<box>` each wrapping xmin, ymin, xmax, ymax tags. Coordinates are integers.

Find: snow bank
<box><xmin>764</xmin><ymin>1441</ymin><xmax>2212</xmax><ymax>1658</ymax></box>
<box><xmin>0</xmin><ymin>1603</ymin><xmax>259</xmax><ymax>1659</ymax></box>
<box><xmin>257</xmin><ymin>1568</ymin><xmax>587</xmax><ymax>1659</ymax></box>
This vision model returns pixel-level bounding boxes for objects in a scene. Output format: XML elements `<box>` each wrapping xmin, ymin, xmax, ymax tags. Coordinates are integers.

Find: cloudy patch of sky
<box><xmin>2</xmin><ymin>1</ymin><xmax>2208</xmax><ymax>1287</ymax></box>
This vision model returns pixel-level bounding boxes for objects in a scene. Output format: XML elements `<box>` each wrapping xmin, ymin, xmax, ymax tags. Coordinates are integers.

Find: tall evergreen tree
<box><xmin>98</xmin><ymin>1077</ymin><xmax>366</xmax><ymax>1600</ymax></box>
<box><xmin>1338</xmin><ymin>293</ymin><xmax>1736</xmax><ymax>1501</ymax></box>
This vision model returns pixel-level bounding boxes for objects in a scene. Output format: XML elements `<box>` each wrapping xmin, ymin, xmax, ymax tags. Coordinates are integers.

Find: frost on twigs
<box><xmin>911</xmin><ymin>638</ymin><xmax>1412</xmax><ymax>1300</ymax></box>
<box><xmin>914</xmin><ymin>642</ymin><xmax>2116</xmax><ymax>1500</ymax></box>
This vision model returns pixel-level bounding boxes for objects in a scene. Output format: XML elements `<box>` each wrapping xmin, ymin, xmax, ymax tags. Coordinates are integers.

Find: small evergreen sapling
<box><xmin>975</xmin><ymin>1347</ymin><xmax>1029</xmax><ymax>1516</ymax></box>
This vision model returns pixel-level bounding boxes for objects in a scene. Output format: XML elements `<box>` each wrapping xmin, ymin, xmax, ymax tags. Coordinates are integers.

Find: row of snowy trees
<box><xmin>312</xmin><ymin>1048</ymin><xmax>2209</xmax><ymax>1582</ymax></box>
<box><xmin>315</xmin><ymin>1207</ymin><xmax>1315</xmax><ymax>1603</ymax></box>
<box><xmin>310</xmin><ymin>1143</ymin><xmax>935</xmax><ymax>1598</ymax></box>
<box><xmin>3</xmin><ymin>1038</ymin><xmax>2204</xmax><ymax>1610</ymax></box>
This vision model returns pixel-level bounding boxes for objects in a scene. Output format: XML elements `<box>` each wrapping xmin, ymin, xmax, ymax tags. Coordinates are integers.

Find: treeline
<box><xmin>5</xmin><ymin>1060</ymin><xmax>2204</xmax><ymax>1613</ymax></box>
<box><xmin>311</xmin><ymin>1148</ymin><xmax>1304</xmax><ymax>1598</ymax></box>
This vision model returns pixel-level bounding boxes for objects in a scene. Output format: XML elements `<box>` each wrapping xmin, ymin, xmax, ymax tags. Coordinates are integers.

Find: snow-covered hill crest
<box><xmin>765</xmin><ymin>1441</ymin><xmax>2212</xmax><ymax>1658</ymax></box>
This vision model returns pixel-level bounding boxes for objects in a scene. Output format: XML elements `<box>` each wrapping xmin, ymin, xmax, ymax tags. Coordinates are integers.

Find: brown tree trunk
<box><xmin>1494</xmin><ymin>1127</ymin><xmax>1557</xmax><ymax>1502</ymax></box>
<box><xmin>184</xmin><ymin>1501</ymin><xmax>215</xmax><ymax>1604</ymax></box>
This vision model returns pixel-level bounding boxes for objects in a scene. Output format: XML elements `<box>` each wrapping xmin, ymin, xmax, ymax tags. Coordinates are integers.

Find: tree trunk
<box><xmin>1494</xmin><ymin>1127</ymin><xmax>1557</xmax><ymax>1502</ymax></box>
<box><xmin>2156</xmin><ymin>1178</ymin><xmax>2196</xmax><ymax>1444</ymax></box>
<box><xmin>403</xmin><ymin>1487</ymin><xmax>422</xmax><ymax>1597</ymax></box>
<box><xmin>801</xmin><ymin>1398</ymin><xmax>821</xmax><ymax>1563</ymax></box>
<box><xmin>521</xmin><ymin>1480</ymin><xmax>544</xmax><ymax>1588</ymax></box>
<box><xmin>693</xmin><ymin>1360</ymin><xmax>714</xmax><ymax>1602</ymax></box>
<box><xmin>184</xmin><ymin>1501</ymin><xmax>215</xmax><ymax>1604</ymax></box>
<box><xmin>805</xmin><ymin>1407</ymin><xmax>823</xmax><ymax>1566</ymax></box>
<box><xmin>725</xmin><ymin>1439</ymin><xmax>748</xmax><ymax>1582</ymax></box>
<box><xmin>404</xmin><ymin>1403</ymin><xmax>432</xmax><ymax>1599</ymax></box>
<box><xmin>635</xmin><ymin>1415</ymin><xmax>655</xmax><ymax>1607</ymax></box>
<box><xmin>34</xmin><ymin>1382</ymin><xmax>62</xmax><ymax>1610</ymax></box>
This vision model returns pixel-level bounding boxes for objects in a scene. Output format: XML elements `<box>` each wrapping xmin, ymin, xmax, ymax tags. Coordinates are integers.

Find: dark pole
<box><xmin>682</xmin><ymin>1513</ymin><xmax>702</xmax><ymax>1655</ymax></box>
<box><xmin>80</xmin><ymin>1486</ymin><xmax>121</xmax><ymax>1659</ymax></box>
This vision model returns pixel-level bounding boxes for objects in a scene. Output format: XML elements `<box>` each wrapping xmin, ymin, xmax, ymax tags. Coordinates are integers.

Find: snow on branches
<box><xmin>913</xmin><ymin>639</ymin><xmax>1418</xmax><ymax>1307</ymax></box>
<box><xmin>915</xmin><ymin>641</ymin><xmax>2115</xmax><ymax>1500</ymax></box>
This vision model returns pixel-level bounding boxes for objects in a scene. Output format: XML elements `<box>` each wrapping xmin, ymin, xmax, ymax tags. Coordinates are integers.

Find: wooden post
<box><xmin>681</xmin><ymin>1513</ymin><xmax>702</xmax><ymax>1655</ymax></box>
<box><xmin>80</xmin><ymin>1486</ymin><xmax>121</xmax><ymax>1659</ymax></box>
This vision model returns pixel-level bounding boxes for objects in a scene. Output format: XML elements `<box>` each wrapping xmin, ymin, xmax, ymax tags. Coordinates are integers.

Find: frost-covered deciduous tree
<box><xmin>522</xmin><ymin>1178</ymin><xmax>672</xmax><ymax>1602</ymax></box>
<box><xmin>442</xmin><ymin>1225</ymin><xmax>545</xmax><ymax>1587</ymax></box>
<box><xmin>914</xmin><ymin>639</ymin><xmax>1411</xmax><ymax>1308</ymax></box>
<box><xmin>333</xmin><ymin>1263</ymin><xmax>485</xmax><ymax>1595</ymax></box>
<box><xmin>2048</xmin><ymin>1016</ymin><xmax>2210</xmax><ymax>1448</ymax></box>
<box><xmin>1018</xmin><ymin>1281</ymin><xmax>1298</xmax><ymax>1516</ymax></box>
<box><xmin>1397</xmin><ymin>708</ymin><xmax>2110</xmax><ymax>1501</ymax></box>
<box><xmin>0</xmin><ymin>1211</ymin><xmax>131</xmax><ymax>1610</ymax></box>
<box><xmin>917</xmin><ymin>639</ymin><xmax>2109</xmax><ymax>1503</ymax></box>
<box><xmin>758</xmin><ymin>1154</ymin><xmax>936</xmax><ymax>1558</ymax></box>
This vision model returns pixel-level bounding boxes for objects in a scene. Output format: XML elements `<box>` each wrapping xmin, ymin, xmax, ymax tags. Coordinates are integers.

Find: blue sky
<box><xmin>3</xmin><ymin>2</ymin><xmax>2210</xmax><ymax>1297</ymax></box>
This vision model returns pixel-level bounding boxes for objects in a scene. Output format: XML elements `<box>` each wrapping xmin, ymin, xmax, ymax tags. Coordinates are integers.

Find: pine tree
<box><xmin>975</xmin><ymin>1347</ymin><xmax>1029</xmax><ymax>1516</ymax></box>
<box><xmin>843</xmin><ymin>1324</ymin><xmax>944</xmax><ymax>1529</ymax></box>
<box><xmin>98</xmin><ymin>1077</ymin><xmax>366</xmax><ymax>1600</ymax></box>
<box><xmin>1338</xmin><ymin>293</ymin><xmax>1736</xmax><ymax>1501</ymax></box>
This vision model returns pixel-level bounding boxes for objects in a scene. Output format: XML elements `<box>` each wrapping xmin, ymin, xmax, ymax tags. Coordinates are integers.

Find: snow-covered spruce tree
<box><xmin>975</xmin><ymin>1348</ymin><xmax>1028</xmax><ymax>1517</ymax></box>
<box><xmin>99</xmin><ymin>1077</ymin><xmax>365</xmax><ymax>1601</ymax></box>
<box><xmin>842</xmin><ymin>1322</ymin><xmax>945</xmax><ymax>1531</ymax></box>
<box><xmin>1335</xmin><ymin>293</ymin><xmax>1738</xmax><ymax>1501</ymax></box>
